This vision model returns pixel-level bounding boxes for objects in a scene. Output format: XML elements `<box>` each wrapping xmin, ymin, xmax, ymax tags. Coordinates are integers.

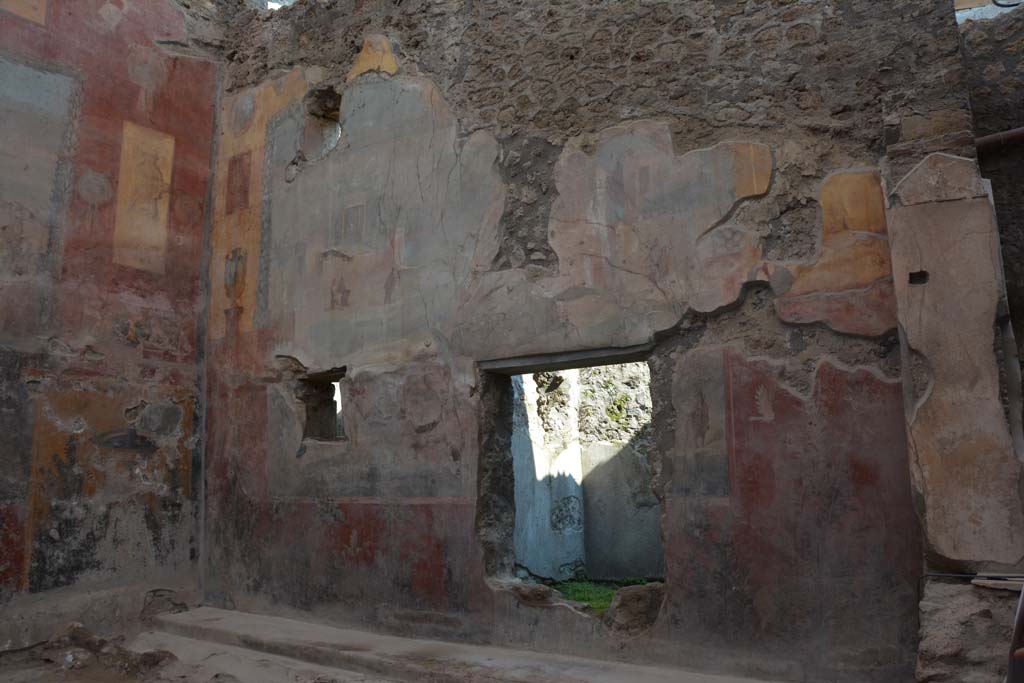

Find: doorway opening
<box><xmin>477</xmin><ymin>347</ymin><xmax>665</xmax><ymax>617</ymax></box>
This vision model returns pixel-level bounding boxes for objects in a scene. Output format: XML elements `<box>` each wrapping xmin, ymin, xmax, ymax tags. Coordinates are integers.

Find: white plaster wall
<box><xmin>511</xmin><ymin>373</ymin><xmax>585</xmax><ymax>580</ymax></box>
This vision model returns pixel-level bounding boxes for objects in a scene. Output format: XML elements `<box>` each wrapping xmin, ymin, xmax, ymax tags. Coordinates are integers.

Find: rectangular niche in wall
<box><xmin>504</xmin><ymin>360</ymin><xmax>664</xmax><ymax>583</ymax></box>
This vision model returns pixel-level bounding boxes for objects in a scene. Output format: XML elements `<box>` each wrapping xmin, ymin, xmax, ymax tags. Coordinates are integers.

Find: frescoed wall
<box><xmin>2</xmin><ymin>0</ymin><xmax>1017</xmax><ymax>681</ymax></box>
<box><xmin>199</xmin><ymin>5</ymin><xmax>982</xmax><ymax>674</ymax></box>
<box><xmin>0</xmin><ymin>0</ymin><xmax>217</xmax><ymax>645</ymax></box>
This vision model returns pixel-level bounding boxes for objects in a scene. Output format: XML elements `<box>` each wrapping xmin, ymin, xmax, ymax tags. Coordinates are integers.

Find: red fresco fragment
<box><xmin>399</xmin><ymin>505</ymin><xmax>449</xmax><ymax>608</ymax></box>
<box><xmin>226</xmin><ymin>151</ymin><xmax>252</xmax><ymax>216</ymax></box>
<box><xmin>0</xmin><ymin>503</ymin><xmax>25</xmax><ymax>591</ymax></box>
<box><xmin>331</xmin><ymin>503</ymin><xmax>385</xmax><ymax>567</ymax></box>
<box><xmin>773</xmin><ymin>280</ymin><xmax>897</xmax><ymax>339</ymax></box>
<box><xmin>2</xmin><ymin>0</ymin><xmax>216</xmax><ymax>358</ymax></box>
<box><xmin>665</xmin><ymin>348</ymin><xmax>920</xmax><ymax>646</ymax></box>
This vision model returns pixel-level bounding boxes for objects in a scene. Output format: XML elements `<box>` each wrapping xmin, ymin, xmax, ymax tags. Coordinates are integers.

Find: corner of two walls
<box><xmin>0</xmin><ymin>0</ymin><xmax>219</xmax><ymax>647</ymax></box>
<box><xmin>0</xmin><ymin>0</ymin><xmax>1018</xmax><ymax>680</ymax></box>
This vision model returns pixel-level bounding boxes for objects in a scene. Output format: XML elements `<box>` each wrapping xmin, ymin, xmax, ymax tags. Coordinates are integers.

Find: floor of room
<box><xmin>0</xmin><ymin>607</ymin><xmax>772</xmax><ymax>683</ymax></box>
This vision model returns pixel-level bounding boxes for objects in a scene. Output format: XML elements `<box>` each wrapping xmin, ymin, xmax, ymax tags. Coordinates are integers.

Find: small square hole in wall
<box><xmin>298</xmin><ymin>367</ymin><xmax>347</xmax><ymax>441</ymax></box>
<box><xmin>909</xmin><ymin>270</ymin><xmax>929</xmax><ymax>286</ymax></box>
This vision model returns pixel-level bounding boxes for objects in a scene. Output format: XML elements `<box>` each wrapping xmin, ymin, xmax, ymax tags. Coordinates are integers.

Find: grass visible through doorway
<box><xmin>552</xmin><ymin>578</ymin><xmax>647</xmax><ymax>613</ymax></box>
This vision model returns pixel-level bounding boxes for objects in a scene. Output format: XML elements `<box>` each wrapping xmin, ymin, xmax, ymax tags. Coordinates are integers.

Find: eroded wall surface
<box><xmin>202</xmin><ymin>1</ymin><xmax>978</xmax><ymax>680</ymax></box>
<box><xmin>0</xmin><ymin>0</ymin><xmax>216</xmax><ymax>646</ymax></box>
<box><xmin>578</xmin><ymin>363</ymin><xmax>661</xmax><ymax>582</ymax></box>
<box><xmin>917</xmin><ymin>579</ymin><xmax>1018</xmax><ymax>682</ymax></box>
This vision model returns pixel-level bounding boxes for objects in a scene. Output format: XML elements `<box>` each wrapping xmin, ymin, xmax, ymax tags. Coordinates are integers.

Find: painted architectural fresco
<box><xmin>262</xmin><ymin>75</ymin><xmax>505</xmax><ymax>367</ymax></box>
<box><xmin>0</xmin><ymin>0</ymin><xmax>1007</xmax><ymax>678</ymax></box>
<box><xmin>113</xmin><ymin>122</ymin><xmax>176</xmax><ymax>274</ymax></box>
<box><xmin>203</xmin><ymin>38</ymin><xmax>920</xmax><ymax>679</ymax></box>
<box><xmin>772</xmin><ymin>171</ymin><xmax>896</xmax><ymax>337</ymax></box>
<box><xmin>209</xmin><ymin>68</ymin><xmax>307</xmax><ymax>342</ymax></box>
<box><xmin>205</xmin><ymin>40</ymin><xmax>902</xmax><ymax>368</ymax></box>
<box><xmin>0</xmin><ymin>54</ymin><xmax>75</xmax><ymax>343</ymax></box>
<box><xmin>0</xmin><ymin>0</ymin><xmax>216</xmax><ymax>630</ymax></box>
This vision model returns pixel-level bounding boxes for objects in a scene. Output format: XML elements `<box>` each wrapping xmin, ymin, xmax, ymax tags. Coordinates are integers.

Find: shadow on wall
<box><xmin>511</xmin><ymin>368</ymin><xmax>664</xmax><ymax>583</ymax></box>
<box><xmin>581</xmin><ymin>426</ymin><xmax>663</xmax><ymax>582</ymax></box>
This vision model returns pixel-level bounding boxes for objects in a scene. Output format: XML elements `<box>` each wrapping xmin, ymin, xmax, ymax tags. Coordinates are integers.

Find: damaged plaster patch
<box><xmin>303</xmin><ymin>85</ymin><xmax>341</xmax><ymax>121</ymax></box>
<box><xmin>455</xmin><ymin>123</ymin><xmax>774</xmax><ymax>360</ymax></box>
<box><xmin>889</xmin><ymin>154</ymin><xmax>1024</xmax><ymax>569</ymax></box>
<box><xmin>769</xmin><ymin>170</ymin><xmax>898</xmax><ymax>337</ymax></box>
<box><xmin>491</xmin><ymin>133</ymin><xmax>561</xmax><ymax>273</ymax></box>
<box><xmin>548</xmin><ymin>122</ymin><xmax>773</xmax><ymax>315</ymax></box>
<box><xmin>135</xmin><ymin>401</ymin><xmax>184</xmax><ymax>438</ymax></box>
<box><xmin>917</xmin><ymin>579</ymin><xmax>1016</xmax><ymax>681</ymax></box>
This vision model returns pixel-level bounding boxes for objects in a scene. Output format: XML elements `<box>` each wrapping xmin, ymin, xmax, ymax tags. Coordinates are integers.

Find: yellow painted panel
<box><xmin>209</xmin><ymin>68</ymin><xmax>307</xmax><ymax>340</ymax></box>
<box><xmin>784</xmin><ymin>171</ymin><xmax>890</xmax><ymax>297</ymax></box>
<box><xmin>0</xmin><ymin>0</ymin><xmax>46</xmax><ymax>24</ymax></box>
<box><xmin>113</xmin><ymin>122</ymin><xmax>175</xmax><ymax>274</ymax></box>
<box><xmin>347</xmin><ymin>35</ymin><xmax>400</xmax><ymax>82</ymax></box>
<box><xmin>730</xmin><ymin>143</ymin><xmax>772</xmax><ymax>199</ymax></box>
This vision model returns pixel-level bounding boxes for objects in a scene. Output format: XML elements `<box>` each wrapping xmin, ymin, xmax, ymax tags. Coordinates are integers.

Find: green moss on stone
<box><xmin>604</xmin><ymin>393</ymin><xmax>631</xmax><ymax>424</ymax></box>
<box><xmin>552</xmin><ymin>578</ymin><xmax>648</xmax><ymax>613</ymax></box>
